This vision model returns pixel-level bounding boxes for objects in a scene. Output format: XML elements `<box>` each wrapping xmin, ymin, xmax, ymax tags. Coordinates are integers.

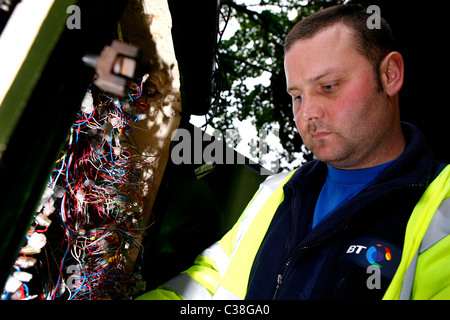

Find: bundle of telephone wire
<box><xmin>2</xmin><ymin>76</ymin><xmax>156</xmax><ymax>300</ymax></box>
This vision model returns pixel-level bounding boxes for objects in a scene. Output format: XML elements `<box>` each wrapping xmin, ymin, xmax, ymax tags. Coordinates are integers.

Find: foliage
<box><xmin>211</xmin><ymin>0</ymin><xmax>344</xmax><ymax>167</ymax></box>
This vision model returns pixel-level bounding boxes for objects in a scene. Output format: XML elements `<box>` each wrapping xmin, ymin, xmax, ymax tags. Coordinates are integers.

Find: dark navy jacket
<box><xmin>246</xmin><ymin>122</ymin><xmax>444</xmax><ymax>300</ymax></box>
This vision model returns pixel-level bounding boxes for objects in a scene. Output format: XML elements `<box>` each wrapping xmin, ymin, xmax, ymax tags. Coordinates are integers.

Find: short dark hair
<box><xmin>284</xmin><ymin>4</ymin><xmax>397</xmax><ymax>90</ymax></box>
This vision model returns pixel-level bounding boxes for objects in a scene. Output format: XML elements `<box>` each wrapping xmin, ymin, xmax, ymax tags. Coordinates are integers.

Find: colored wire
<box><xmin>2</xmin><ymin>77</ymin><xmax>155</xmax><ymax>300</ymax></box>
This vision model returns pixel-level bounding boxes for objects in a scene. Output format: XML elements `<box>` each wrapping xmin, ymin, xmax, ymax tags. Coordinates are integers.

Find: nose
<box><xmin>298</xmin><ymin>94</ymin><xmax>325</xmax><ymax>122</ymax></box>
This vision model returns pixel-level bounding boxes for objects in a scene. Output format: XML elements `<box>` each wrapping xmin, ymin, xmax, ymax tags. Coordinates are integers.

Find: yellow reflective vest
<box><xmin>383</xmin><ymin>164</ymin><xmax>450</xmax><ymax>299</ymax></box>
<box><xmin>137</xmin><ymin>165</ymin><xmax>450</xmax><ymax>300</ymax></box>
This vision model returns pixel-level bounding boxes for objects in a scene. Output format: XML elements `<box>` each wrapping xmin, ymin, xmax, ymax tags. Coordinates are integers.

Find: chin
<box><xmin>315</xmin><ymin>151</ymin><xmax>351</xmax><ymax>168</ymax></box>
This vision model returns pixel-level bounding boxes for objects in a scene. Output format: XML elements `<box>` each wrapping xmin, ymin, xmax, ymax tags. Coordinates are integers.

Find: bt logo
<box><xmin>366</xmin><ymin>244</ymin><xmax>392</xmax><ymax>267</ymax></box>
<box><xmin>346</xmin><ymin>242</ymin><xmax>394</xmax><ymax>290</ymax></box>
<box><xmin>346</xmin><ymin>244</ymin><xmax>392</xmax><ymax>267</ymax></box>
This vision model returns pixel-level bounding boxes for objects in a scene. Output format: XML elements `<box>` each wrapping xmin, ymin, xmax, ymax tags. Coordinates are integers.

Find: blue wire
<box><xmin>50</xmin><ymin>195</ymin><xmax>71</xmax><ymax>300</ymax></box>
<box><xmin>22</xmin><ymin>283</ymin><xmax>29</xmax><ymax>298</ymax></box>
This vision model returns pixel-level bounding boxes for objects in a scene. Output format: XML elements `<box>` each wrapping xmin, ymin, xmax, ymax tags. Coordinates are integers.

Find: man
<box><xmin>137</xmin><ymin>4</ymin><xmax>449</xmax><ymax>300</ymax></box>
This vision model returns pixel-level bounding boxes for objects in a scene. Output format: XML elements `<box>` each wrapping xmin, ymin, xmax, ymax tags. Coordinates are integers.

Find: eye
<box><xmin>321</xmin><ymin>83</ymin><xmax>338</xmax><ymax>93</ymax></box>
<box><xmin>294</xmin><ymin>94</ymin><xmax>303</xmax><ymax>102</ymax></box>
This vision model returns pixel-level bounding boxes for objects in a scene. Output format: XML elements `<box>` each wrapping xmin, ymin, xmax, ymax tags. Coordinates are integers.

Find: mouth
<box><xmin>311</xmin><ymin>131</ymin><xmax>331</xmax><ymax>140</ymax></box>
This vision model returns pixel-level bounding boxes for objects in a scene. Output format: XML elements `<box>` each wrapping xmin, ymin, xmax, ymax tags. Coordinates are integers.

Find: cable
<box><xmin>2</xmin><ymin>76</ymin><xmax>156</xmax><ymax>300</ymax></box>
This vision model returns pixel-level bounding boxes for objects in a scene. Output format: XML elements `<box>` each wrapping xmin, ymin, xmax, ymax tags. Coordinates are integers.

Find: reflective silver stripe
<box><xmin>398</xmin><ymin>197</ymin><xmax>450</xmax><ymax>300</ymax></box>
<box><xmin>213</xmin><ymin>285</ymin><xmax>242</xmax><ymax>300</ymax></box>
<box><xmin>162</xmin><ymin>273</ymin><xmax>212</xmax><ymax>300</ymax></box>
<box><xmin>399</xmin><ymin>250</ymin><xmax>418</xmax><ymax>300</ymax></box>
<box><xmin>200</xmin><ymin>242</ymin><xmax>230</xmax><ymax>278</ymax></box>
<box><xmin>420</xmin><ymin>197</ymin><xmax>450</xmax><ymax>252</ymax></box>
<box><xmin>231</xmin><ymin>172</ymin><xmax>291</xmax><ymax>260</ymax></box>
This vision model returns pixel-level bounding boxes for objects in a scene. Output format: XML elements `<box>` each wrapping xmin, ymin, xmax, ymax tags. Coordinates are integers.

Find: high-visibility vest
<box><xmin>137</xmin><ymin>165</ymin><xmax>450</xmax><ymax>300</ymax></box>
<box><xmin>383</xmin><ymin>164</ymin><xmax>450</xmax><ymax>299</ymax></box>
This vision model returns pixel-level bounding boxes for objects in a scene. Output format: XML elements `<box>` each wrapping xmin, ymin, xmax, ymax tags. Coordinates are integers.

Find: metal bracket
<box><xmin>83</xmin><ymin>40</ymin><xmax>139</xmax><ymax>97</ymax></box>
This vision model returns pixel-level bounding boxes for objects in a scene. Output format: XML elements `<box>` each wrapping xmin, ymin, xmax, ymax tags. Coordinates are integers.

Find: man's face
<box><xmin>285</xmin><ymin>23</ymin><xmax>398</xmax><ymax>169</ymax></box>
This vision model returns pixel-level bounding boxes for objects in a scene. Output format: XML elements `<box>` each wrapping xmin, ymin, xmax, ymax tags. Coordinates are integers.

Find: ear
<box><xmin>380</xmin><ymin>51</ymin><xmax>404</xmax><ymax>96</ymax></box>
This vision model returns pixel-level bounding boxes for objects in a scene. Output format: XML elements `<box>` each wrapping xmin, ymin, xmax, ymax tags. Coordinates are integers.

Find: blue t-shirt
<box><xmin>312</xmin><ymin>161</ymin><xmax>394</xmax><ymax>229</ymax></box>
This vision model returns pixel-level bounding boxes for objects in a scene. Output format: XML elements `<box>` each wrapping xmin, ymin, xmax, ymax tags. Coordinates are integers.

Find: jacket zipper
<box><xmin>272</xmin><ymin>242</ymin><xmax>317</xmax><ymax>300</ymax></box>
<box><xmin>274</xmin><ymin>274</ymin><xmax>283</xmax><ymax>298</ymax></box>
<box><xmin>272</xmin><ymin>220</ymin><xmax>349</xmax><ymax>300</ymax></box>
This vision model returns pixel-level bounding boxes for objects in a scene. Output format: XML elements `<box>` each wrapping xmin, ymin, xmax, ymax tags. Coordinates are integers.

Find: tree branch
<box><xmin>219</xmin><ymin>52</ymin><xmax>272</xmax><ymax>73</ymax></box>
<box><xmin>220</xmin><ymin>0</ymin><xmax>285</xmax><ymax>43</ymax></box>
